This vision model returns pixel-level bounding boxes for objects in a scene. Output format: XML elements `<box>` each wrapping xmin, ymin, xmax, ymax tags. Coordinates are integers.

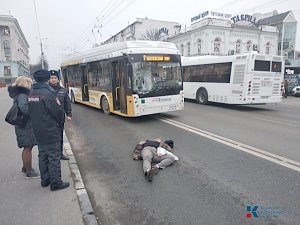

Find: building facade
<box><xmin>104</xmin><ymin>18</ymin><xmax>181</xmax><ymax>44</ymax></box>
<box><xmin>255</xmin><ymin>11</ymin><xmax>297</xmax><ymax>59</ymax></box>
<box><xmin>0</xmin><ymin>15</ymin><xmax>29</xmax><ymax>85</ymax></box>
<box><xmin>168</xmin><ymin>11</ymin><xmax>279</xmax><ymax>57</ymax></box>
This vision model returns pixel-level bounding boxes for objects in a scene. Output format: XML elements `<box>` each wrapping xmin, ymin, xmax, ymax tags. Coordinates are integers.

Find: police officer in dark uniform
<box><xmin>49</xmin><ymin>70</ymin><xmax>72</xmax><ymax>160</ymax></box>
<box><xmin>28</xmin><ymin>69</ymin><xmax>69</xmax><ymax>191</ymax></box>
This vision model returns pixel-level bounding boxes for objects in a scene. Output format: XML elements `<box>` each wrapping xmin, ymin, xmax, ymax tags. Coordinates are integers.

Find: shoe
<box><xmin>41</xmin><ymin>182</ymin><xmax>50</xmax><ymax>188</ymax></box>
<box><xmin>50</xmin><ymin>182</ymin><xmax>70</xmax><ymax>191</ymax></box>
<box><xmin>144</xmin><ymin>170</ymin><xmax>150</xmax><ymax>177</ymax></box>
<box><xmin>26</xmin><ymin>169</ymin><xmax>40</xmax><ymax>179</ymax></box>
<box><xmin>61</xmin><ymin>154</ymin><xmax>70</xmax><ymax>160</ymax></box>
<box><xmin>147</xmin><ymin>167</ymin><xmax>159</xmax><ymax>182</ymax></box>
<box><xmin>21</xmin><ymin>167</ymin><xmax>26</xmax><ymax>174</ymax></box>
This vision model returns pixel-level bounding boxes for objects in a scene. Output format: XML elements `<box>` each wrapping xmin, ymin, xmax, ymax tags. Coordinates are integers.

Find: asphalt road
<box><xmin>66</xmin><ymin>98</ymin><xmax>300</xmax><ymax>225</ymax></box>
<box><xmin>164</xmin><ymin>98</ymin><xmax>300</xmax><ymax>162</ymax></box>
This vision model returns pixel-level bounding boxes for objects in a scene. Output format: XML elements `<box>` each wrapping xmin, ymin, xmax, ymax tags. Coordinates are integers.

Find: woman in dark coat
<box><xmin>8</xmin><ymin>76</ymin><xmax>39</xmax><ymax>178</ymax></box>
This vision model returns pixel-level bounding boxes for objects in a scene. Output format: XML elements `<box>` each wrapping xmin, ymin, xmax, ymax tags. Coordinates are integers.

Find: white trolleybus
<box><xmin>181</xmin><ymin>52</ymin><xmax>284</xmax><ymax>105</ymax></box>
<box><xmin>61</xmin><ymin>41</ymin><xmax>184</xmax><ymax>117</ymax></box>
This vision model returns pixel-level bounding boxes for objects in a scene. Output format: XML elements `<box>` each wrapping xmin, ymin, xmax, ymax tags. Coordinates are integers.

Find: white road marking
<box><xmin>156</xmin><ymin>116</ymin><xmax>300</xmax><ymax>173</ymax></box>
<box><xmin>254</xmin><ymin>117</ymin><xmax>300</xmax><ymax>128</ymax></box>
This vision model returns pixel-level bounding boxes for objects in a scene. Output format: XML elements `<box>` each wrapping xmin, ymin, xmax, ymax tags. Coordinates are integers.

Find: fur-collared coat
<box><xmin>8</xmin><ymin>86</ymin><xmax>37</xmax><ymax>148</ymax></box>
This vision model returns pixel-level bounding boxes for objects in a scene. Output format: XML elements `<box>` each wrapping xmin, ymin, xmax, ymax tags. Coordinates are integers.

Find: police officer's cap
<box><xmin>33</xmin><ymin>69</ymin><xmax>50</xmax><ymax>82</ymax></box>
<box><xmin>49</xmin><ymin>70</ymin><xmax>60</xmax><ymax>79</ymax></box>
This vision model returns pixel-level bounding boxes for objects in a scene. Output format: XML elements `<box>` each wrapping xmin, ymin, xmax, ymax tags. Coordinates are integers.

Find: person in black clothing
<box><xmin>49</xmin><ymin>70</ymin><xmax>72</xmax><ymax>160</ymax></box>
<box><xmin>283</xmin><ymin>79</ymin><xmax>288</xmax><ymax>98</ymax></box>
<box><xmin>28</xmin><ymin>69</ymin><xmax>69</xmax><ymax>191</ymax></box>
<box><xmin>141</xmin><ymin>138</ymin><xmax>177</xmax><ymax>182</ymax></box>
<box><xmin>8</xmin><ymin>76</ymin><xmax>39</xmax><ymax>178</ymax></box>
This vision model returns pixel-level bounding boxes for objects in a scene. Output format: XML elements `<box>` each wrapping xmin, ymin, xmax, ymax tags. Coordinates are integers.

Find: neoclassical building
<box><xmin>0</xmin><ymin>15</ymin><xmax>29</xmax><ymax>85</ymax></box>
<box><xmin>167</xmin><ymin>11</ymin><xmax>279</xmax><ymax>57</ymax></box>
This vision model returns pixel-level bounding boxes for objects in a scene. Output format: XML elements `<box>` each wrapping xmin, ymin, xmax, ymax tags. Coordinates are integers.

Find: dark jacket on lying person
<box><xmin>132</xmin><ymin>140</ymin><xmax>173</xmax><ymax>160</ymax></box>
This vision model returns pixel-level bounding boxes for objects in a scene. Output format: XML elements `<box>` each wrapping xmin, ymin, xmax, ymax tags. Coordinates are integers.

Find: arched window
<box><xmin>197</xmin><ymin>39</ymin><xmax>202</xmax><ymax>55</ymax></box>
<box><xmin>214</xmin><ymin>38</ymin><xmax>221</xmax><ymax>53</ymax></box>
<box><xmin>265</xmin><ymin>42</ymin><xmax>271</xmax><ymax>54</ymax></box>
<box><xmin>187</xmin><ymin>42</ymin><xmax>191</xmax><ymax>56</ymax></box>
<box><xmin>246</xmin><ymin>40</ymin><xmax>252</xmax><ymax>51</ymax></box>
<box><xmin>180</xmin><ymin>44</ymin><xmax>184</xmax><ymax>56</ymax></box>
<box><xmin>3</xmin><ymin>40</ymin><xmax>10</xmax><ymax>49</ymax></box>
<box><xmin>236</xmin><ymin>40</ymin><xmax>241</xmax><ymax>53</ymax></box>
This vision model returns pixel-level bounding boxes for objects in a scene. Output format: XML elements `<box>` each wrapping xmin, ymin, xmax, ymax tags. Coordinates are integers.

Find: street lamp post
<box><xmin>33</xmin><ymin>0</ymin><xmax>45</xmax><ymax>69</ymax></box>
<box><xmin>40</xmin><ymin>40</ymin><xmax>44</xmax><ymax>69</ymax></box>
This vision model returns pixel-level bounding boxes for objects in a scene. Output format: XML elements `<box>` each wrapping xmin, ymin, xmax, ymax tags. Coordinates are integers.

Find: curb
<box><xmin>63</xmin><ymin>132</ymin><xmax>98</xmax><ymax>225</ymax></box>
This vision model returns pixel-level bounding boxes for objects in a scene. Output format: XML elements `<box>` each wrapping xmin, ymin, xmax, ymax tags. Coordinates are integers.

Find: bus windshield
<box><xmin>131</xmin><ymin>61</ymin><xmax>182</xmax><ymax>97</ymax></box>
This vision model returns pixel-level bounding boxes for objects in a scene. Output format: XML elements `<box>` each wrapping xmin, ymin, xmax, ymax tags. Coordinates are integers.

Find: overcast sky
<box><xmin>1</xmin><ymin>0</ymin><xmax>299</xmax><ymax>69</ymax></box>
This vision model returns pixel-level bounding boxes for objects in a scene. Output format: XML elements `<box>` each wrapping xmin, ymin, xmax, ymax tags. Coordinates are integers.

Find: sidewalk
<box><xmin>0</xmin><ymin>87</ymin><xmax>85</xmax><ymax>225</ymax></box>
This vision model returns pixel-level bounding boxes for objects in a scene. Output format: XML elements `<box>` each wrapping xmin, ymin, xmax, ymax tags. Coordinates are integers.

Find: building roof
<box><xmin>258</xmin><ymin>11</ymin><xmax>291</xmax><ymax>25</ymax></box>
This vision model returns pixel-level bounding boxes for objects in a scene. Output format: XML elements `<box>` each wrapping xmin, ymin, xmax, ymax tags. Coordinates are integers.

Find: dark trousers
<box><xmin>38</xmin><ymin>142</ymin><xmax>62</xmax><ymax>186</ymax></box>
<box><xmin>60</xmin><ymin>128</ymin><xmax>64</xmax><ymax>154</ymax></box>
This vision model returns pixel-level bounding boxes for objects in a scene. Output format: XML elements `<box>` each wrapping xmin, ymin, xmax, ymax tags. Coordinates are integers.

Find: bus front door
<box><xmin>112</xmin><ymin>61</ymin><xmax>127</xmax><ymax>114</ymax></box>
<box><xmin>81</xmin><ymin>65</ymin><xmax>89</xmax><ymax>101</ymax></box>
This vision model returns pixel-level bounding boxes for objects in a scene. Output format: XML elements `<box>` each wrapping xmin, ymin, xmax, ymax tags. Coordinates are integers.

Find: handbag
<box><xmin>5</xmin><ymin>100</ymin><xmax>27</xmax><ymax>128</ymax></box>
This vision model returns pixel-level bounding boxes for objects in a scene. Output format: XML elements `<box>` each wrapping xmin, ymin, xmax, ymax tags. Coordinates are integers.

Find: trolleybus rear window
<box><xmin>254</xmin><ymin>60</ymin><xmax>270</xmax><ymax>72</ymax></box>
<box><xmin>271</xmin><ymin>61</ymin><xmax>282</xmax><ymax>72</ymax></box>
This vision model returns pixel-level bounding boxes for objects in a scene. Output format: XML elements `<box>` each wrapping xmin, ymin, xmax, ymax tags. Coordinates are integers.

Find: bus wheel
<box><xmin>71</xmin><ymin>91</ymin><xmax>76</xmax><ymax>104</ymax></box>
<box><xmin>196</xmin><ymin>88</ymin><xmax>208</xmax><ymax>105</ymax></box>
<box><xmin>101</xmin><ymin>96</ymin><xmax>110</xmax><ymax>115</ymax></box>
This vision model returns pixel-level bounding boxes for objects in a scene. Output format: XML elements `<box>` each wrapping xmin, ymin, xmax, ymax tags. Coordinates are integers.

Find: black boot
<box><xmin>41</xmin><ymin>181</ymin><xmax>50</xmax><ymax>188</ymax></box>
<box><xmin>50</xmin><ymin>182</ymin><xmax>70</xmax><ymax>191</ymax></box>
<box><xmin>147</xmin><ymin>167</ymin><xmax>159</xmax><ymax>182</ymax></box>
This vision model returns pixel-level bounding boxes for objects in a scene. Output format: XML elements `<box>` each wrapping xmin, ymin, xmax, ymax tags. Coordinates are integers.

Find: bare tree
<box><xmin>140</xmin><ymin>28</ymin><xmax>169</xmax><ymax>41</ymax></box>
<box><xmin>30</xmin><ymin>56</ymin><xmax>49</xmax><ymax>78</ymax></box>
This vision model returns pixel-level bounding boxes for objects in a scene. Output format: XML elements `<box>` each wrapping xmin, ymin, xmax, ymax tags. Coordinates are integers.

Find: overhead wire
<box><xmin>75</xmin><ymin>0</ymin><xmax>130</xmax><ymax>52</ymax></box>
<box><xmin>233</xmin><ymin>0</ymin><xmax>288</xmax><ymax>15</ymax></box>
<box><xmin>102</xmin><ymin>0</ymin><xmax>137</xmax><ymax>27</ymax></box>
<box><xmin>213</xmin><ymin>0</ymin><xmax>245</xmax><ymax>11</ymax></box>
<box><xmin>76</xmin><ymin>0</ymin><xmax>136</xmax><ymax>51</ymax></box>
<box><xmin>69</xmin><ymin>0</ymin><xmax>118</xmax><ymax>52</ymax></box>
<box><xmin>178</xmin><ymin>0</ymin><xmax>245</xmax><ymax>29</ymax></box>
<box><xmin>180</xmin><ymin>0</ymin><xmax>290</xmax><ymax>31</ymax></box>
<box><xmin>71</xmin><ymin>0</ymin><xmax>293</xmax><ymax>53</ymax></box>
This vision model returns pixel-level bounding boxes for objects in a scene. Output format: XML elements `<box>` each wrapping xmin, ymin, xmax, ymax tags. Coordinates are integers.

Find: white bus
<box><xmin>61</xmin><ymin>41</ymin><xmax>184</xmax><ymax>117</ymax></box>
<box><xmin>182</xmin><ymin>52</ymin><xmax>284</xmax><ymax>105</ymax></box>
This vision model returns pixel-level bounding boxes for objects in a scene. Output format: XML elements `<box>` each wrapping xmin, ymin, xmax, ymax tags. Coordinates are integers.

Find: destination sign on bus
<box><xmin>143</xmin><ymin>55</ymin><xmax>170</xmax><ymax>62</ymax></box>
